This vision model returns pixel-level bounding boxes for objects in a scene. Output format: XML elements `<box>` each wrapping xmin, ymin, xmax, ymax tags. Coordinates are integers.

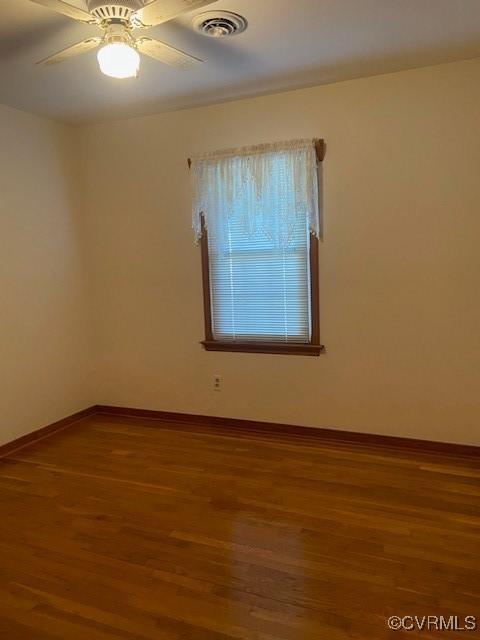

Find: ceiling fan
<box><xmin>30</xmin><ymin>0</ymin><xmax>218</xmax><ymax>79</ymax></box>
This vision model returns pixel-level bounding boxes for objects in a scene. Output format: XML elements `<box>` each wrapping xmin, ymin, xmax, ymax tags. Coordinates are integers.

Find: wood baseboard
<box><xmin>1</xmin><ymin>404</ymin><xmax>477</xmax><ymax>460</ymax></box>
<box><xmin>94</xmin><ymin>405</ymin><xmax>479</xmax><ymax>458</ymax></box>
<box><xmin>0</xmin><ymin>407</ymin><xmax>97</xmax><ymax>458</ymax></box>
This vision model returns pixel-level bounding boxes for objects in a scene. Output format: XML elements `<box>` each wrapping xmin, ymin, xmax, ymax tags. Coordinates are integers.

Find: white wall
<box><xmin>2</xmin><ymin>58</ymin><xmax>480</xmax><ymax>448</ymax></box>
<box><xmin>0</xmin><ymin>104</ymin><xmax>93</xmax><ymax>446</ymax></box>
<box><xmin>79</xmin><ymin>58</ymin><xmax>480</xmax><ymax>446</ymax></box>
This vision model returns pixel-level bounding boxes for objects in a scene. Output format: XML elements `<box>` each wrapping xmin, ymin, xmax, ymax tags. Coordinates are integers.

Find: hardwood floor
<box><xmin>0</xmin><ymin>414</ymin><xmax>478</xmax><ymax>639</ymax></box>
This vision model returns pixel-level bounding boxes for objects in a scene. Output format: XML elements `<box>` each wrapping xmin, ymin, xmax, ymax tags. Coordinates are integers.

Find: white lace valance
<box><xmin>190</xmin><ymin>138</ymin><xmax>320</xmax><ymax>251</ymax></box>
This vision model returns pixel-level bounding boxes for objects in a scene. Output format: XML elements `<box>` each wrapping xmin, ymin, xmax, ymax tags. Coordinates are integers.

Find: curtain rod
<box><xmin>187</xmin><ymin>138</ymin><xmax>326</xmax><ymax>169</ymax></box>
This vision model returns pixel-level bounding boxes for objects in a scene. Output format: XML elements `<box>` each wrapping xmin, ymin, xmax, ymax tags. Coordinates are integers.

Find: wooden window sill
<box><xmin>201</xmin><ymin>341</ymin><xmax>325</xmax><ymax>356</ymax></box>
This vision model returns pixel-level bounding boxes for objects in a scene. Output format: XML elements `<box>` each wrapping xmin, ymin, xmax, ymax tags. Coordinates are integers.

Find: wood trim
<box><xmin>94</xmin><ymin>405</ymin><xmax>480</xmax><ymax>459</ymax></box>
<box><xmin>0</xmin><ymin>403</ymin><xmax>477</xmax><ymax>461</ymax></box>
<box><xmin>0</xmin><ymin>407</ymin><xmax>97</xmax><ymax>459</ymax></box>
<box><xmin>201</xmin><ymin>340</ymin><xmax>323</xmax><ymax>356</ymax></box>
<box><xmin>199</xmin><ymin>216</ymin><xmax>323</xmax><ymax>356</ymax></box>
<box><xmin>199</xmin><ymin>215</ymin><xmax>213</xmax><ymax>342</ymax></box>
<box><xmin>314</xmin><ymin>138</ymin><xmax>326</xmax><ymax>163</ymax></box>
<box><xmin>309</xmin><ymin>234</ymin><xmax>320</xmax><ymax>347</ymax></box>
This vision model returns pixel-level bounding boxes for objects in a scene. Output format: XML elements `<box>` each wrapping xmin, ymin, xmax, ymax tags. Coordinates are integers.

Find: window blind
<box><xmin>208</xmin><ymin>214</ymin><xmax>311</xmax><ymax>343</ymax></box>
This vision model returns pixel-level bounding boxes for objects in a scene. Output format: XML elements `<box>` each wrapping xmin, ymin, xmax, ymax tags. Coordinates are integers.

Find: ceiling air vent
<box><xmin>192</xmin><ymin>11</ymin><xmax>248</xmax><ymax>38</ymax></box>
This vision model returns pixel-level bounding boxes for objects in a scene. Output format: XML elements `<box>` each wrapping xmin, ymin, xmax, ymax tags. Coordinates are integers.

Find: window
<box><xmin>191</xmin><ymin>139</ymin><xmax>324</xmax><ymax>356</ymax></box>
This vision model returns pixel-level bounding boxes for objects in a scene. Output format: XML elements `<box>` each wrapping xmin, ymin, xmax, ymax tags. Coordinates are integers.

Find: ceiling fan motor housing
<box><xmin>87</xmin><ymin>0</ymin><xmax>143</xmax><ymax>22</ymax></box>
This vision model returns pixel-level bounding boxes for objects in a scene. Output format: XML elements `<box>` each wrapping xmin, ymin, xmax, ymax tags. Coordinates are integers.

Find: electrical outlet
<box><xmin>213</xmin><ymin>375</ymin><xmax>222</xmax><ymax>391</ymax></box>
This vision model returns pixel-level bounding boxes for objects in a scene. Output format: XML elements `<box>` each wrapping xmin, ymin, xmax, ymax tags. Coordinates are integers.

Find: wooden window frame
<box><xmin>195</xmin><ymin>138</ymin><xmax>326</xmax><ymax>356</ymax></box>
<box><xmin>199</xmin><ymin>217</ymin><xmax>324</xmax><ymax>356</ymax></box>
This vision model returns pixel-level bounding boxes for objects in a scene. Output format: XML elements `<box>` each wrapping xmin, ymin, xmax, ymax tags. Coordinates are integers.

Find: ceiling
<box><xmin>1</xmin><ymin>0</ymin><xmax>480</xmax><ymax>123</ymax></box>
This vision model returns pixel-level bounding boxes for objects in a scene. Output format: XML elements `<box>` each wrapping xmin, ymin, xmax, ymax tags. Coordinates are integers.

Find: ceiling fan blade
<box><xmin>135</xmin><ymin>0</ymin><xmax>217</xmax><ymax>28</ymax></box>
<box><xmin>137</xmin><ymin>37</ymin><xmax>202</xmax><ymax>68</ymax></box>
<box><xmin>37</xmin><ymin>37</ymin><xmax>102</xmax><ymax>66</ymax></box>
<box><xmin>30</xmin><ymin>0</ymin><xmax>94</xmax><ymax>23</ymax></box>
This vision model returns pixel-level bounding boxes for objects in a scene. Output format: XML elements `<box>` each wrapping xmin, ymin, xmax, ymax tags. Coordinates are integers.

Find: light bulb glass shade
<box><xmin>97</xmin><ymin>42</ymin><xmax>140</xmax><ymax>79</ymax></box>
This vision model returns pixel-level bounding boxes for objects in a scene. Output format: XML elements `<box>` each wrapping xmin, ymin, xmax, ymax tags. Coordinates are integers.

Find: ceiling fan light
<box><xmin>97</xmin><ymin>42</ymin><xmax>140</xmax><ymax>79</ymax></box>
